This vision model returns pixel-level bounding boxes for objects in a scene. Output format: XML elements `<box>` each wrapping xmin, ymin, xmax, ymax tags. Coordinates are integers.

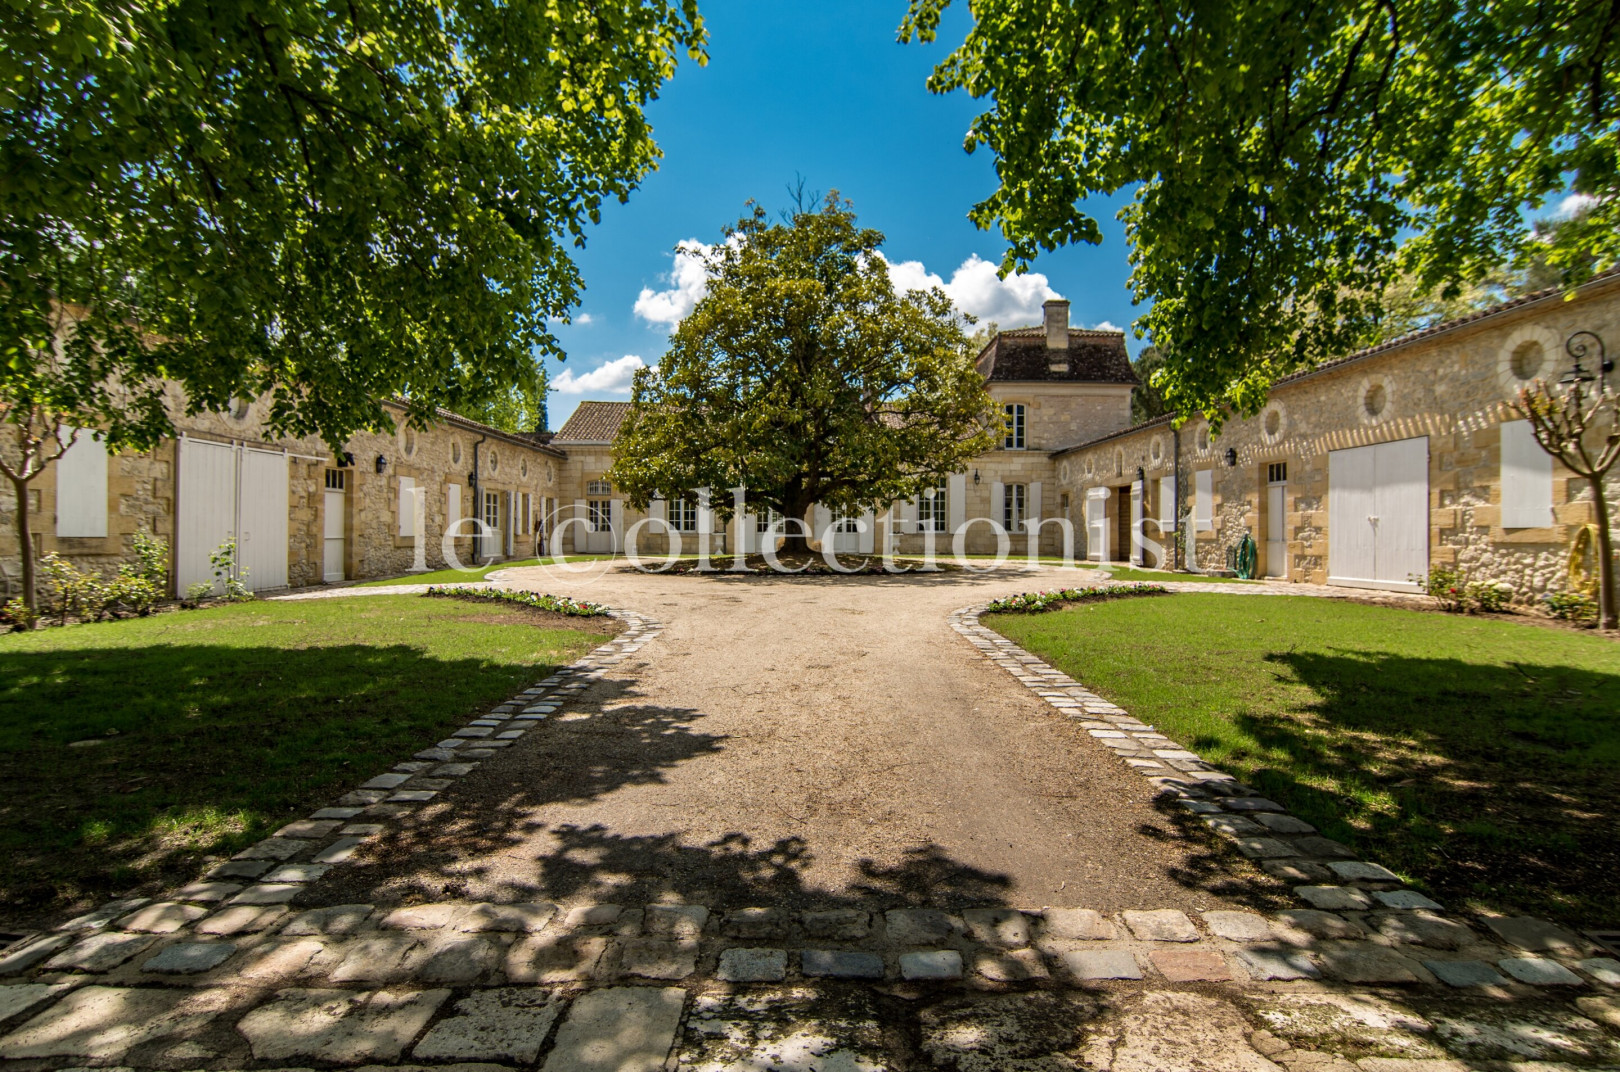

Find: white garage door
<box><xmin>177</xmin><ymin>438</ymin><xmax>290</xmax><ymax>594</ymax></box>
<box><xmin>1328</xmin><ymin>436</ymin><xmax>1428</xmax><ymax>591</ymax></box>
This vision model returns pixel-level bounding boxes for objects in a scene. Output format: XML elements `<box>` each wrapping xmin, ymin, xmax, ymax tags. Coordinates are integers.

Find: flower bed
<box><xmin>983</xmin><ymin>583</ymin><xmax>1169</xmax><ymax>614</ymax></box>
<box><xmin>423</xmin><ymin>586</ymin><xmax>610</xmax><ymax>617</ymax></box>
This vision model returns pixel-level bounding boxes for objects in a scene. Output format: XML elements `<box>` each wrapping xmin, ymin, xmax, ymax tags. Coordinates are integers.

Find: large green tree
<box><xmin>607</xmin><ymin>195</ymin><xmax>997</xmax><ymax>554</ymax></box>
<box><xmin>3</xmin><ymin>0</ymin><xmax>704</xmax><ymax>441</ymax></box>
<box><xmin>901</xmin><ymin>0</ymin><xmax>1619</xmax><ymax>420</ymax></box>
<box><xmin>2</xmin><ymin>0</ymin><xmax>702</xmax><ymax>605</ymax></box>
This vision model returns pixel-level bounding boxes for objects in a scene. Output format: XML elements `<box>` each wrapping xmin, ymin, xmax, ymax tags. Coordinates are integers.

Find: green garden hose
<box><xmin>1235</xmin><ymin>533</ymin><xmax>1258</xmax><ymax>579</ymax></box>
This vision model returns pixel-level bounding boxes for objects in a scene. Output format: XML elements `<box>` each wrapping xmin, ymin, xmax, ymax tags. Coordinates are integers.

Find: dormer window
<box><xmin>1003</xmin><ymin>404</ymin><xmax>1026</xmax><ymax>450</ymax></box>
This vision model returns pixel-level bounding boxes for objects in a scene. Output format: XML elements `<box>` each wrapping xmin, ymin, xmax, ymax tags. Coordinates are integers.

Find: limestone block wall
<box><xmin>989</xmin><ymin>383</ymin><xmax>1132</xmax><ymax>452</ymax></box>
<box><xmin>1054</xmin><ymin>273</ymin><xmax>1620</xmax><ymax>596</ymax></box>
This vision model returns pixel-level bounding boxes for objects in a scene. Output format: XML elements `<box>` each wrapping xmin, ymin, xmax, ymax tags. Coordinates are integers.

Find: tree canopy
<box><xmin>2</xmin><ymin>0</ymin><xmax>706</xmax><ymax>452</ymax></box>
<box><xmin>606</xmin><ymin>195</ymin><xmax>997</xmax><ymax>549</ymax></box>
<box><xmin>902</xmin><ymin>0</ymin><xmax>1619</xmax><ymax>421</ymax></box>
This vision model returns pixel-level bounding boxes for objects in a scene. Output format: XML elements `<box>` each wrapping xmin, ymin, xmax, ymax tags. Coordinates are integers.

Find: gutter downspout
<box><xmin>1172</xmin><ymin>425</ymin><xmax>1183</xmax><ymax>571</ymax></box>
<box><xmin>470</xmin><ymin>431</ymin><xmax>488</xmax><ymax>563</ymax></box>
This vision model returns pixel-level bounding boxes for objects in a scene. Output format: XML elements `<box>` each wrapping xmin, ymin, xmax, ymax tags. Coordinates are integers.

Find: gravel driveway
<box><xmin>312</xmin><ymin>564</ymin><xmax>1282</xmax><ymax>915</ymax></box>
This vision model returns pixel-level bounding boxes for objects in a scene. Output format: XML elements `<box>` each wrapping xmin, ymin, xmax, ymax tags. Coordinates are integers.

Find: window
<box><xmin>756</xmin><ymin>506</ymin><xmax>781</xmax><ymax>533</ymax></box>
<box><xmin>587</xmin><ymin>499</ymin><xmax>611</xmax><ymax>532</ymax></box>
<box><xmin>917</xmin><ymin>480</ymin><xmax>949</xmax><ymax>533</ymax></box>
<box><xmin>1003</xmin><ymin>404</ymin><xmax>1026</xmax><ymax>449</ymax></box>
<box><xmin>1267</xmin><ymin>461</ymin><xmax>1288</xmax><ymax>485</ymax></box>
<box><xmin>483</xmin><ymin>490</ymin><xmax>502</xmax><ymax>534</ymax></box>
<box><xmin>324</xmin><ymin>469</ymin><xmax>346</xmax><ymax>491</ymax></box>
<box><xmin>670</xmin><ymin>496</ymin><xmax>697</xmax><ymax>532</ymax></box>
<box><xmin>587</xmin><ymin>479</ymin><xmax>612</xmax><ymax>496</ymax></box>
<box><xmin>833</xmin><ymin>508</ymin><xmax>860</xmax><ymax>534</ymax></box>
<box><xmin>1003</xmin><ymin>483</ymin><xmax>1027</xmax><ymax>533</ymax></box>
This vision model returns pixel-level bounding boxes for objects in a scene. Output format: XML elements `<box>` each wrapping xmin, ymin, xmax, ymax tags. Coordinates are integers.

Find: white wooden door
<box><xmin>177</xmin><ymin>438</ymin><xmax>236</xmax><ymax>593</ymax></box>
<box><xmin>239</xmin><ymin>449</ymin><xmax>288</xmax><ymax>590</ymax></box>
<box><xmin>1329</xmin><ymin>437</ymin><xmax>1427</xmax><ymax>590</ymax></box>
<box><xmin>1129</xmin><ymin>481</ymin><xmax>1143</xmax><ymax>565</ymax></box>
<box><xmin>1374</xmin><ymin>437</ymin><xmax>1429</xmax><ymax>589</ymax></box>
<box><xmin>1265</xmin><ymin>483</ymin><xmax>1287</xmax><ymax>578</ymax></box>
<box><xmin>1085</xmin><ymin>490</ymin><xmax>1108</xmax><ymax>562</ymax></box>
<box><xmin>323</xmin><ymin>484</ymin><xmax>346</xmax><ymax>581</ymax></box>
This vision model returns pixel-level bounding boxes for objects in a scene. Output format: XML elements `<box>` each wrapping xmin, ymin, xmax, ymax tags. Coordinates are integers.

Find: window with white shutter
<box><xmin>1500</xmin><ymin>420</ymin><xmax>1553</xmax><ymax>528</ymax></box>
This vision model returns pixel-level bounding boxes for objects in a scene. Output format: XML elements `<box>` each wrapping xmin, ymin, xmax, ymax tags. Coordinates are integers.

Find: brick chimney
<box><xmin>1043</xmin><ymin>299</ymin><xmax>1070</xmax><ymax>371</ymax></box>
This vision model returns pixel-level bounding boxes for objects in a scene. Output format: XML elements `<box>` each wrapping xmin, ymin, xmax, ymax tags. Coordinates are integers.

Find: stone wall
<box><xmin>1054</xmin><ymin>273</ymin><xmax>1620</xmax><ymax>596</ymax></box>
<box><xmin>0</xmin><ymin>395</ymin><xmax>564</xmax><ymax>598</ymax></box>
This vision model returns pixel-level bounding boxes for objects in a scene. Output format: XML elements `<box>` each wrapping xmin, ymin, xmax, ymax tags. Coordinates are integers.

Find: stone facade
<box><xmin>1051</xmin><ymin>271</ymin><xmax>1620</xmax><ymax>597</ymax></box>
<box><xmin>0</xmin><ymin>394</ymin><xmax>565</xmax><ymax>599</ymax></box>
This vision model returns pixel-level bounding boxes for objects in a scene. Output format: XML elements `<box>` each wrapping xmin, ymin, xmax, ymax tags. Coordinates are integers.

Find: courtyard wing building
<box><xmin>4</xmin><ymin>272</ymin><xmax>1617</xmax><ymax>598</ymax></box>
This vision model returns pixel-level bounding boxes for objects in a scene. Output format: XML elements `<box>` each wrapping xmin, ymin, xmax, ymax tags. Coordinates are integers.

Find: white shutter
<box><xmin>696</xmin><ymin>488</ymin><xmax>713</xmax><ymax>534</ymax></box>
<box><xmin>1129</xmin><ymin>480</ymin><xmax>1144</xmax><ymax>565</ymax></box>
<box><xmin>649</xmin><ymin>497</ymin><xmax>667</xmax><ymax>522</ymax></box>
<box><xmin>899</xmin><ymin>498</ymin><xmax>919</xmax><ymax>534</ymax></box>
<box><xmin>1028</xmin><ymin>482</ymin><xmax>1042</xmax><ymax>524</ymax></box>
<box><xmin>397</xmin><ymin>476</ymin><xmax>417</xmax><ymax>537</ymax></box>
<box><xmin>447</xmin><ymin>483</ymin><xmax>461</xmax><ymax>525</ymax></box>
<box><xmin>1158</xmin><ymin>475</ymin><xmax>1176</xmax><ymax>528</ymax></box>
<box><xmin>1194</xmin><ymin>470</ymin><xmax>1213</xmax><ymax>529</ymax></box>
<box><xmin>990</xmin><ymin>481</ymin><xmax>1005</xmax><ymax>531</ymax></box>
<box><xmin>947</xmin><ymin>473</ymin><xmax>967</xmax><ymax>533</ymax></box>
<box><xmin>55</xmin><ymin>431</ymin><xmax>108</xmax><ymax>538</ymax></box>
<box><xmin>857</xmin><ymin>510</ymin><xmax>875</xmax><ymax>554</ymax></box>
<box><xmin>609</xmin><ymin>499</ymin><xmax>624</xmax><ymax>552</ymax></box>
<box><xmin>1086</xmin><ymin>488</ymin><xmax>1109</xmax><ymax>562</ymax></box>
<box><xmin>812</xmin><ymin>504</ymin><xmax>831</xmax><ymax>544</ymax></box>
<box><xmin>1500</xmin><ymin>420</ymin><xmax>1554</xmax><ymax>528</ymax></box>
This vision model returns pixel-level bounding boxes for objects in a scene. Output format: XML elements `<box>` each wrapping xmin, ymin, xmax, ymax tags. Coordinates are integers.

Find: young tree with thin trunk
<box><xmin>607</xmin><ymin>195</ymin><xmax>997</xmax><ymax>555</ymax></box>
<box><xmin>1512</xmin><ymin>334</ymin><xmax>1619</xmax><ymax>629</ymax></box>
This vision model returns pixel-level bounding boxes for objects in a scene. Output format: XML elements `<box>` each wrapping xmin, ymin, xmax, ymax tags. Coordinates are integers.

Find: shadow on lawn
<box><xmin>1233</xmin><ymin>648</ymin><xmax>1620</xmax><ymax>921</ymax></box>
<box><xmin>309</xmin><ymin>677</ymin><xmax>1285</xmax><ymax>915</ymax></box>
<box><xmin>0</xmin><ymin>641</ymin><xmax>578</xmax><ymax>928</ymax></box>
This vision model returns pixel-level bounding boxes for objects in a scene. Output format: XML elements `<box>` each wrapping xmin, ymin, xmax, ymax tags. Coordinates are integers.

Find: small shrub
<box><xmin>423</xmin><ymin>586</ymin><xmax>611</xmax><ymax>617</ymax></box>
<box><xmin>184</xmin><ymin>581</ymin><xmax>215</xmax><ymax>605</ymax></box>
<box><xmin>38</xmin><ymin>553</ymin><xmax>111</xmax><ymax>624</ymax></box>
<box><xmin>209</xmin><ymin>539</ymin><xmax>254</xmax><ymax>602</ymax></box>
<box><xmin>984</xmin><ymin>583</ymin><xmax>1170</xmax><ymax>614</ymax></box>
<box><xmin>2</xmin><ymin>597</ymin><xmax>39</xmax><ymax>632</ymax></box>
<box><xmin>1544</xmin><ymin>589</ymin><xmax>1599</xmax><ymax>623</ymax></box>
<box><xmin>1412</xmin><ymin>567</ymin><xmax>1515</xmax><ymax>614</ymax></box>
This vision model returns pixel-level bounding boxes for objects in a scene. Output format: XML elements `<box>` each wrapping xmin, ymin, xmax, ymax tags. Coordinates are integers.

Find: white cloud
<box><xmin>1088</xmin><ymin>320</ymin><xmax>1122</xmax><ymax>333</ymax></box>
<box><xmin>574</xmin><ymin>312</ymin><xmax>594</xmax><ymax>325</ymax></box>
<box><xmin>552</xmin><ymin>354</ymin><xmax>646</xmax><ymax>395</ymax></box>
<box><xmin>1555</xmin><ymin>193</ymin><xmax>1600</xmax><ymax>219</ymax></box>
<box><xmin>634</xmin><ymin>239</ymin><xmax>726</xmax><ymax>326</ymax></box>
<box><xmin>880</xmin><ymin>253</ymin><xmax>1060</xmax><ymax>326</ymax></box>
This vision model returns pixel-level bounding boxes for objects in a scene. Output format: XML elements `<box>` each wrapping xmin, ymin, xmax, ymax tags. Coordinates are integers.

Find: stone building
<box><xmin>1</xmin><ymin>391</ymin><xmax>566</xmax><ymax>599</ymax></box>
<box><xmin>9</xmin><ymin>273</ymin><xmax>1614</xmax><ymax>599</ymax></box>
<box><xmin>1052</xmin><ymin>269</ymin><xmax>1620</xmax><ymax>595</ymax></box>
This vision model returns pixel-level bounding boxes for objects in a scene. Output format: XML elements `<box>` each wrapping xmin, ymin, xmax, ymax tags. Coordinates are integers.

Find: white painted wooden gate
<box><xmin>1328</xmin><ymin>436</ymin><xmax>1428</xmax><ymax>591</ymax></box>
<box><xmin>177</xmin><ymin>438</ymin><xmax>290</xmax><ymax>594</ymax></box>
<box><xmin>323</xmin><ymin>470</ymin><xmax>346</xmax><ymax>582</ymax></box>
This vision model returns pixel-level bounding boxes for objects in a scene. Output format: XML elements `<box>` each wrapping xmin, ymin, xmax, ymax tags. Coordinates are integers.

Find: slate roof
<box><xmin>976</xmin><ymin>328</ymin><xmax>1138</xmax><ymax>384</ymax></box>
<box><xmin>553</xmin><ymin>401</ymin><xmax>632</xmax><ymax>443</ymax></box>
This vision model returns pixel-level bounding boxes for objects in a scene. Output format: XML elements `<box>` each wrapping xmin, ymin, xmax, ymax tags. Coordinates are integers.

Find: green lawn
<box><xmin>986</xmin><ymin>594</ymin><xmax>1620</xmax><ymax>925</ymax></box>
<box><xmin>0</xmin><ymin>596</ymin><xmax>612</xmax><ymax>928</ymax></box>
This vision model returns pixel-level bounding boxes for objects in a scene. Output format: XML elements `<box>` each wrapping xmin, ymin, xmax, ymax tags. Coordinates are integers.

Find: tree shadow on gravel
<box><xmin>305</xmin><ymin>673</ymin><xmax>1289</xmax><ymax>915</ymax></box>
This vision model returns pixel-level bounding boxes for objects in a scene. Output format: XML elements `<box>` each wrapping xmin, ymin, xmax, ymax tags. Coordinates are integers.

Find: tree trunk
<box><xmin>1592</xmin><ymin>472</ymin><xmax>1618</xmax><ymax>630</ymax></box>
<box><xmin>780</xmin><ymin>498</ymin><xmax>814</xmax><ymax>556</ymax></box>
<box><xmin>11</xmin><ymin>474</ymin><xmax>35</xmax><ymax>611</ymax></box>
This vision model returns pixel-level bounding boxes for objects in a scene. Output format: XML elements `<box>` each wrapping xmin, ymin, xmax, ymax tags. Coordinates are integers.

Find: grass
<box><xmin>0</xmin><ymin>596</ymin><xmax>613</xmax><ymax>928</ymax></box>
<box><xmin>985</xmin><ymin>594</ymin><xmax>1620</xmax><ymax>925</ymax></box>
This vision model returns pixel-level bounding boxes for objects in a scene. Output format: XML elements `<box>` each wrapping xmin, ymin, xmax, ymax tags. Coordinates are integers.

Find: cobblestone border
<box><xmin>949</xmin><ymin>603</ymin><xmax>1620</xmax><ymax>981</ymax></box>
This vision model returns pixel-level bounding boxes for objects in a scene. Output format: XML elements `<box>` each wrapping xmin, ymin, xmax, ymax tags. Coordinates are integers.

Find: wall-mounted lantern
<box><xmin>1561</xmin><ymin>330</ymin><xmax>1612</xmax><ymax>389</ymax></box>
<box><xmin>374</xmin><ymin>455</ymin><xmax>388</xmax><ymax>474</ymax></box>
<box><xmin>1224</xmin><ymin>447</ymin><xmax>1238</xmax><ymax>466</ymax></box>
<box><xmin>973</xmin><ymin>469</ymin><xmax>981</xmax><ymax>485</ymax></box>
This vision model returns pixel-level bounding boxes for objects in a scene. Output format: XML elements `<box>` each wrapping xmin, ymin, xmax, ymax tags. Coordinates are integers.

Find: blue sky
<box><xmin>542</xmin><ymin>1</ymin><xmax>1143</xmax><ymax>430</ymax></box>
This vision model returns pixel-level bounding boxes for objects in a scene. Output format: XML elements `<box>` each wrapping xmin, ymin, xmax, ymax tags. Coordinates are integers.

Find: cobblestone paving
<box><xmin>3</xmin><ymin>583</ymin><xmax>1618</xmax><ymax>1069</ymax></box>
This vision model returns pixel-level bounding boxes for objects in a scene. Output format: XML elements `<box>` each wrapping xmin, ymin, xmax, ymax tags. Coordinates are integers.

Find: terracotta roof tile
<box><xmin>553</xmin><ymin>401</ymin><xmax>632</xmax><ymax>442</ymax></box>
<box><xmin>976</xmin><ymin>329</ymin><xmax>1138</xmax><ymax>384</ymax></box>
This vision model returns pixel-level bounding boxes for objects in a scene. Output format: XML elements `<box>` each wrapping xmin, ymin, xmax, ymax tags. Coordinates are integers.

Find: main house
<box><xmin>4</xmin><ymin>274</ymin><xmax>1616</xmax><ymax>599</ymax></box>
